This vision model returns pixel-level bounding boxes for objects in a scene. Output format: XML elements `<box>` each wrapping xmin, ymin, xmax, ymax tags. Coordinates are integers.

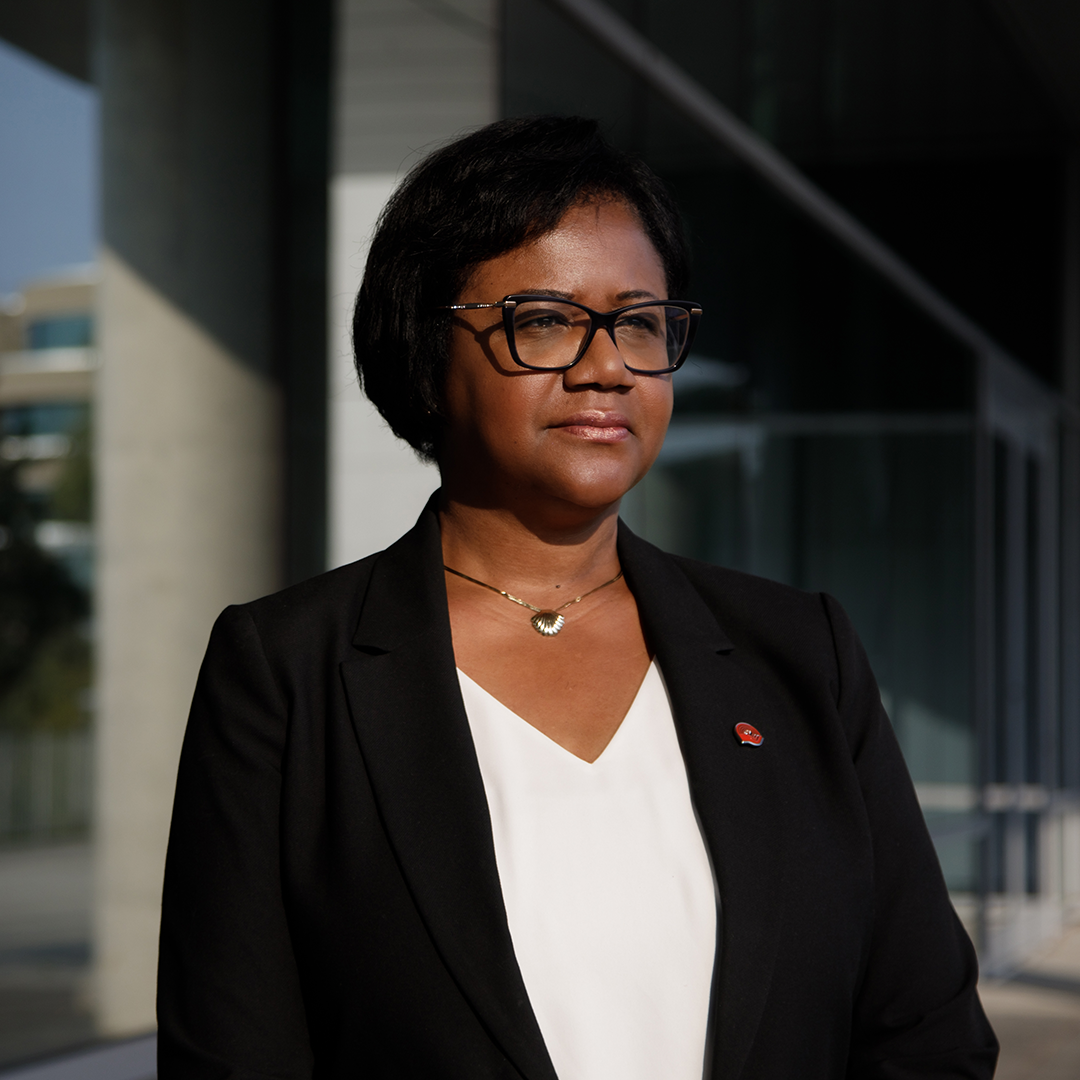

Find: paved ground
<box><xmin>0</xmin><ymin>843</ymin><xmax>93</xmax><ymax>1067</ymax></box>
<box><xmin>981</xmin><ymin>922</ymin><xmax>1080</xmax><ymax>1079</ymax></box>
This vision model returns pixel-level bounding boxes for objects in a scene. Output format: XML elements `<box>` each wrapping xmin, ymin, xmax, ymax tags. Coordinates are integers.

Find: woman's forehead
<box><xmin>461</xmin><ymin>200</ymin><xmax>666</xmax><ymax>300</ymax></box>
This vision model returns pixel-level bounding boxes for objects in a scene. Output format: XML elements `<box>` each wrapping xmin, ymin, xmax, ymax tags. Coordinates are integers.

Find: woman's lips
<box><xmin>553</xmin><ymin>412</ymin><xmax>632</xmax><ymax>443</ymax></box>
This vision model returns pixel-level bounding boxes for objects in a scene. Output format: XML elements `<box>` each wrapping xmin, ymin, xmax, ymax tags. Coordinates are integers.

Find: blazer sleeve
<box><xmin>821</xmin><ymin>594</ymin><xmax>998</xmax><ymax>1079</ymax></box>
<box><xmin>158</xmin><ymin>605</ymin><xmax>314</xmax><ymax>1080</ymax></box>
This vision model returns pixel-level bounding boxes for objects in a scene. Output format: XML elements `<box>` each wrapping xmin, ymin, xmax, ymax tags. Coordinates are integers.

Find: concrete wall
<box><xmin>328</xmin><ymin>0</ymin><xmax>497</xmax><ymax>566</ymax></box>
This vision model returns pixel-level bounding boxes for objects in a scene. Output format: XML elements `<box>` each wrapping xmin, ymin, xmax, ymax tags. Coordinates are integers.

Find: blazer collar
<box><xmin>349</xmin><ymin>495</ymin><xmax>444</xmax><ymax>653</ymax></box>
<box><xmin>346</xmin><ymin>502</ymin><xmax>789</xmax><ymax>1080</ymax></box>
<box><xmin>344</xmin><ymin>503</ymin><xmax>558</xmax><ymax>1080</ymax></box>
<box><xmin>618</xmin><ymin>526</ymin><xmax>789</xmax><ymax>1080</ymax></box>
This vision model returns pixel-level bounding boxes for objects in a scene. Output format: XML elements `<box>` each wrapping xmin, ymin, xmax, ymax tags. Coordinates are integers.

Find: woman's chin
<box><xmin>529</xmin><ymin>468</ymin><xmax>643</xmax><ymax>517</ymax></box>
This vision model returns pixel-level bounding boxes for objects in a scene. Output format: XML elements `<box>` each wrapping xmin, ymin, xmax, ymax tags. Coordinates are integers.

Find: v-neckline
<box><xmin>455</xmin><ymin>660</ymin><xmax>658</xmax><ymax>766</ymax></box>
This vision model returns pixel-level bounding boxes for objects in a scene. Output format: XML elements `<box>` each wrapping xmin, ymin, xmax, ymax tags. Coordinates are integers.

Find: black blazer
<box><xmin>158</xmin><ymin>503</ymin><xmax>998</xmax><ymax>1080</ymax></box>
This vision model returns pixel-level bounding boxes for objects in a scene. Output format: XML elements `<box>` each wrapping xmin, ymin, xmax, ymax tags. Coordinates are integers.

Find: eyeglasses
<box><xmin>438</xmin><ymin>295</ymin><xmax>702</xmax><ymax>374</ymax></box>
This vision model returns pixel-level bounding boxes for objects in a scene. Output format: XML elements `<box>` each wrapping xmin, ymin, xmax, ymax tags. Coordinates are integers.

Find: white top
<box><xmin>457</xmin><ymin>661</ymin><xmax>717</xmax><ymax>1080</ymax></box>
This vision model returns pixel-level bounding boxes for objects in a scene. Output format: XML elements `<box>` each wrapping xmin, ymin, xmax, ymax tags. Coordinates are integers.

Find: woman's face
<box><xmin>439</xmin><ymin>199</ymin><xmax>674</xmax><ymax>519</ymax></box>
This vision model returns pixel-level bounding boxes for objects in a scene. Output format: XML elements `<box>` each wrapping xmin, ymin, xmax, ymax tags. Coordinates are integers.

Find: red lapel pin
<box><xmin>734</xmin><ymin>722</ymin><xmax>764</xmax><ymax>746</ymax></box>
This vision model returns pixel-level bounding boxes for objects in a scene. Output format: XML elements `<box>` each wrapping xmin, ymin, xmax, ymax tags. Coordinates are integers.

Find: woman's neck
<box><xmin>437</xmin><ymin>495</ymin><xmax>622</xmax><ymax>597</ymax></box>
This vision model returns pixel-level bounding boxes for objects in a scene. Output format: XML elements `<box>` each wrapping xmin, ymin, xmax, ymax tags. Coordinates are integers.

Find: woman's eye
<box><xmin>516</xmin><ymin>310</ymin><xmax>572</xmax><ymax>334</ymax></box>
<box><xmin>616</xmin><ymin>314</ymin><xmax>662</xmax><ymax>336</ymax></box>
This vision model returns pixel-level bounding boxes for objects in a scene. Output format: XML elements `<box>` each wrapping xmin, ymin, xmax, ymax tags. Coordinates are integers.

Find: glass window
<box><xmin>25</xmin><ymin>314</ymin><xmax>93</xmax><ymax>350</ymax></box>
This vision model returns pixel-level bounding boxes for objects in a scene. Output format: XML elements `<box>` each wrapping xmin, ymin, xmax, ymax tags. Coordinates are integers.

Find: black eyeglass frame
<box><xmin>438</xmin><ymin>294</ymin><xmax>703</xmax><ymax>374</ymax></box>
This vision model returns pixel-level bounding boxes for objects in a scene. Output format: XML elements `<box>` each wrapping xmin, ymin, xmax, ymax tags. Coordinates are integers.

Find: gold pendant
<box><xmin>530</xmin><ymin>611</ymin><xmax>565</xmax><ymax>636</ymax></box>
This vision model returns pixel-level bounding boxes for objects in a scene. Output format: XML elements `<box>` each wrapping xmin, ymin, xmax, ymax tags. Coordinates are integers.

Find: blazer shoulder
<box><xmin>220</xmin><ymin>553</ymin><xmax>381</xmax><ymax>663</ymax></box>
<box><xmin>668</xmin><ymin>554</ymin><xmax>894</xmax><ymax>745</ymax></box>
<box><xmin>618</xmin><ymin>524</ymin><xmax>842</xmax><ymax>679</ymax></box>
<box><xmin>667</xmin><ymin>552</ymin><xmax>833</xmax><ymax>639</ymax></box>
<box><xmin>654</xmin><ymin>549</ymin><xmax>862</xmax><ymax>712</ymax></box>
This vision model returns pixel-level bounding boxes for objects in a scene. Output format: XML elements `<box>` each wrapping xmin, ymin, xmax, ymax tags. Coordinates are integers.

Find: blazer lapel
<box><xmin>618</xmin><ymin>524</ymin><xmax>791</xmax><ymax>1080</ymax></box>
<box><xmin>340</xmin><ymin>507</ymin><xmax>558</xmax><ymax>1080</ymax></box>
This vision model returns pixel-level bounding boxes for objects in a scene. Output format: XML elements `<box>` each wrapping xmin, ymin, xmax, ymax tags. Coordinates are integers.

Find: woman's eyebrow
<box><xmin>515</xmin><ymin>288</ymin><xmax>575</xmax><ymax>299</ymax></box>
<box><xmin>513</xmin><ymin>289</ymin><xmax>662</xmax><ymax>302</ymax></box>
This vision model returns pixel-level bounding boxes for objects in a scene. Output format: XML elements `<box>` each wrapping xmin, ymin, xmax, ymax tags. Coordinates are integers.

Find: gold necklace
<box><xmin>443</xmin><ymin>565</ymin><xmax>624</xmax><ymax>636</ymax></box>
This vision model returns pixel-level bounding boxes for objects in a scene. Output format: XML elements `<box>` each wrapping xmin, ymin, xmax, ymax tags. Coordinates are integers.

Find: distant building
<box><xmin>0</xmin><ymin>267</ymin><xmax>96</xmax><ymax>841</ymax></box>
<box><xmin>1</xmin><ymin>268</ymin><xmax>95</xmax><ymax>582</ymax></box>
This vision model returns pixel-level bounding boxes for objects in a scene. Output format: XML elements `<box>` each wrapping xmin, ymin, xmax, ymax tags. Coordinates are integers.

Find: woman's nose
<box><xmin>562</xmin><ymin>325</ymin><xmax>635</xmax><ymax>389</ymax></box>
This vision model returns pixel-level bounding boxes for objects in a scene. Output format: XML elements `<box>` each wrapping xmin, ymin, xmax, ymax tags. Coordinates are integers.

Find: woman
<box><xmin>158</xmin><ymin>116</ymin><xmax>997</xmax><ymax>1079</ymax></box>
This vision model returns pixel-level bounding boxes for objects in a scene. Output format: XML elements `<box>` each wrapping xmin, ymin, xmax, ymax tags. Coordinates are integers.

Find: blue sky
<box><xmin>0</xmin><ymin>37</ymin><xmax>99</xmax><ymax>298</ymax></box>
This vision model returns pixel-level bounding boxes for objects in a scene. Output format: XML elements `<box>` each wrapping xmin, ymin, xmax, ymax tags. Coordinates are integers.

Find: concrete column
<box><xmin>94</xmin><ymin>254</ymin><xmax>281</xmax><ymax>1032</ymax></box>
<box><xmin>328</xmin><ymin>0</ymin><xmax>497</xmax><ymax>566</ymax></box>
<box><xmin>93</xmin><ymin>1</ymin><xmax>285</xmax><ymax>1033</ymax></box>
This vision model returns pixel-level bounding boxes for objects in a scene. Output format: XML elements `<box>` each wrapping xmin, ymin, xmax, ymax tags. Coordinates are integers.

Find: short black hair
<box><xmin>352</xmin><ymin>115</ymin><xmax>690</xmax><ymax>462</ymax></box>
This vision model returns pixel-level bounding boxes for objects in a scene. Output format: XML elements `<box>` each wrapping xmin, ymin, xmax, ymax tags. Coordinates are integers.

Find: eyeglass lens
<box><xmin>510</xmin><ymin>301</ymin><xmax>691</xmax><ymax>370</ymax></box>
